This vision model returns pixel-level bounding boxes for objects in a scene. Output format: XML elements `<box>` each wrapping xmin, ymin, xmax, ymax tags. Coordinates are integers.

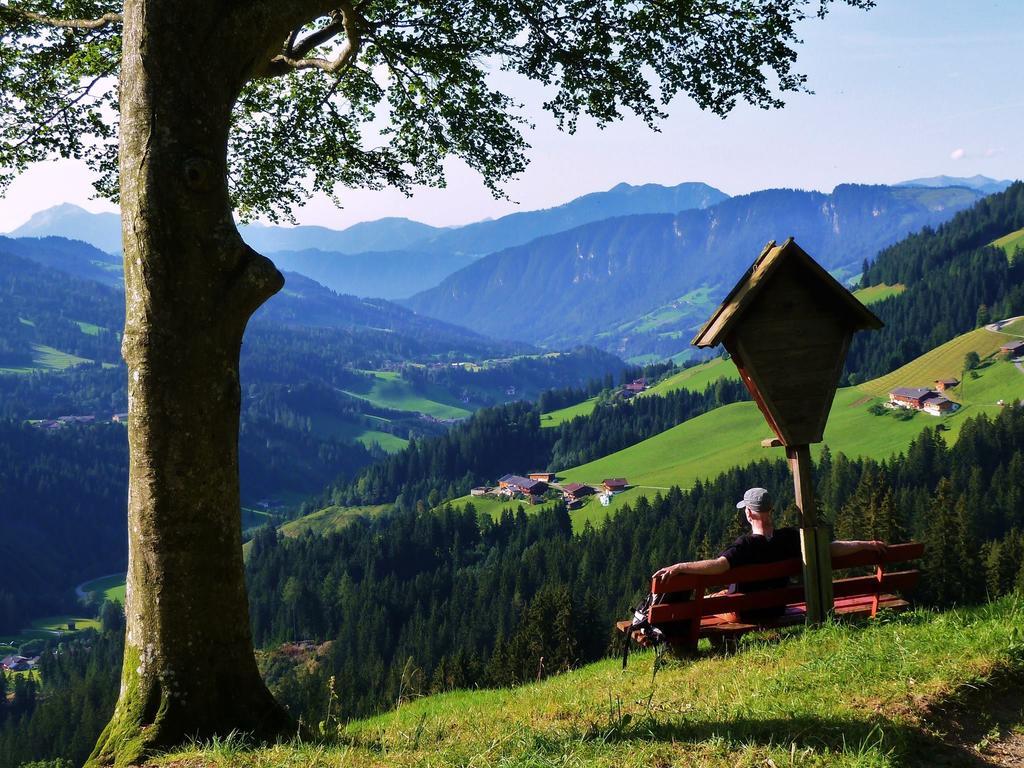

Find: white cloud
<box><xmin>950</xmin><ymin>148</ymin><xmax>966</xmax><ymax>160</ymax></box>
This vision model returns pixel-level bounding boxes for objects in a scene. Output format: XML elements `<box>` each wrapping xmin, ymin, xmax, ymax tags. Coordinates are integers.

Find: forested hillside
<box><xmin>323</xmin><ymin>380</ymin><xmax>749</xmax><ymax>508</ymax></box>
<box><xmin>847</xmin><ymin>181</ymin><xmax>1024</xmax><ymax>381</ymax></box>
<box><xmin>238</xmin><ymin>405</ymin><xmax>1024</xmax><ymax>725</ymax></box>
<box><xmin>406</xmin><ymin>184</ymin><xmax>984</xmax><ymax>358</ymax></box>
<box><xmin>0</xmin><ymin>421</ymin><xmax>127</xmax><ymax>633</ymax></box>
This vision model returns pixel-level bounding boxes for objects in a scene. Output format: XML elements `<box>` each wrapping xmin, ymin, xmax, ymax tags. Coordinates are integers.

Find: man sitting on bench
<box><xmin>652</xmin><ymin>487</ymin><xmax>887</xmax><ymax>623</ymax></box>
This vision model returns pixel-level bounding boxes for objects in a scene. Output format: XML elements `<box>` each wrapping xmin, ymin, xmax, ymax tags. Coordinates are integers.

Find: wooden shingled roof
<box><xmin>692</xmin><ymin>238</ymin><xmax>882</xmax><ymax>349</ymax></box>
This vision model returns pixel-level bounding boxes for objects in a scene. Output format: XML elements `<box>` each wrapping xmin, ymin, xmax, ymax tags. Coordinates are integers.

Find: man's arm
<box><xmin>652</xmin><ymin>556</ymin><xmax>730</xmax><ymax>589</ymax></box>
<box><xmin>830</xmin><ymin>540</ymin><xmax>887</xmax><ymax>557</ymax></box>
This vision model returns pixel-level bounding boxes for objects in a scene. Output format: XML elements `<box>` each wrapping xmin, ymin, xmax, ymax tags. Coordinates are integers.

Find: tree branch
<box><xmin>269</xmin><ymin>1</ymin><xmax>362</xmax><ymax>74</ymax></box>
<box><xmin>290</xmin><ymin>15</ymin><xmax>345</xmax><ymax>59</ymax></box>
<box><xmin>12</xmin><ymin>66</ymin><xmax>117</xmax><ymax>150</ymax></box>
<box><xmin>3</xmin><ymin>8</ymin><xmax>123</xmax><ymax>29</ymax></box>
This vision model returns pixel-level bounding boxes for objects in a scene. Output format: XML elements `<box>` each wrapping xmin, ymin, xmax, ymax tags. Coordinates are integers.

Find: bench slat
<box><xmin>699</xmin><ymin>594</ymin><xmax>910</xmax><ymax>637</ymax></box>
<box><xmin>648</xmin><ymin>570</ymin><xmax>919</xmax><ymax>625</ymax></box>
<box><xmin>652</xmin><ymin>541</ymin><xmax>924</xmax><ymax>594</ymax></box>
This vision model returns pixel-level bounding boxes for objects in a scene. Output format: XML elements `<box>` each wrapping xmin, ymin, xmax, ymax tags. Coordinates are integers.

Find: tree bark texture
<box><xmin>88</xmin><ymin>2</ymin><xmax>299</xmax><ymax>764</ymax></box>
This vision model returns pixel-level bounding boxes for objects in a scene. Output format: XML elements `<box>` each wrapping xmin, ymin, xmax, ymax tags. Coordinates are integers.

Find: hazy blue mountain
<box><xmin>898</xmin><ymin>175</ymin><xmax>1014</xmax><ymax>195</ymax></box>
<box><xmin>10</xmin><ymin>204</ymin><xmax>123</xmax><ymax>254</ymax></box>
<box><xmin>240</xmin><ymin>217</ymin><xmax>444</xmax><ymax>254</ymax></box>
<box><xmin>0</xmin><ymin>234</ymin><xmax>521</xmax><ymax>357</ymax></box>
<box><xmin>405</xmin><ymin>184</ymin><xmax>986</xmax><ymax>359</ymax></box>
<box><xmin>7</xmin><ymin>204</ymin><xmax>443</xmax><ymax>256</ymax></box>
<box><xmin>0</xmin><ymin>235</ymin><xmax>122</xmax><ymax>287</ymax></box>
<box><xmin>266</xmin><ymin>248</ymin><xmax>477</xmax><ymax>299</ymax></box>
<box><xmin>412</xmin><ymin>181</ymin><xmax>729</xmax><ymax>256</ymax></box>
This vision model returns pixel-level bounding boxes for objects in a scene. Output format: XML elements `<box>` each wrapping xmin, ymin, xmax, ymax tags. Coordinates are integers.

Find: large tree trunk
<box><xmin>88</xmin><ymin>2</ymin><xmax>292</xmax><ymax>764</ymax></box>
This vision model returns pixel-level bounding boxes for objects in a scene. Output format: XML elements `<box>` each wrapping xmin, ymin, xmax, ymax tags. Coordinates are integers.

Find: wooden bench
<box><xmin>621</xmin><ymin>542</ymin><xmax>924</xmax><ymax>653</ymax></box>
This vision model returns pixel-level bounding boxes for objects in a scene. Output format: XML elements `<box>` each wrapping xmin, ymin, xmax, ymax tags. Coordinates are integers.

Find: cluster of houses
<box><xmin>471</xmin><ymin>474</ymin><xmax>630</xmax><ymax>510</ymax></box>
<box><xmin>1</xmin><ymin>654</ymin><xmax>39</xmax><ymax>673</ymax></box>
<box><xmin>621</xmin><ymin>378</ymin><xmax>648</xmax><ymax>397</ymax></box>
<box><xmin>30</xmin><ymin>413</ymin><xmax>128</xmax><ymax>430</ymax></box>
<box><xmin>888</xmin><ymin>379</ymin><xmax>961</xmax><ymax>415</ymax></box>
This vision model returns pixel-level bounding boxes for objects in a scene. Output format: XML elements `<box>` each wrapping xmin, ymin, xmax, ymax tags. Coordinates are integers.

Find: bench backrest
<box><xmin>647</xmin><ymin>541</ymin><xmax>924</xmax><ymax>630</ymax></box>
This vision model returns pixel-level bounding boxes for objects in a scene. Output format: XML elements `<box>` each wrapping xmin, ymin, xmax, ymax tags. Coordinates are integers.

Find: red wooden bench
<box><xmin>621</xmin><ymin>542</ymin><xmax>924</xmax><ymax>653</ymax></box>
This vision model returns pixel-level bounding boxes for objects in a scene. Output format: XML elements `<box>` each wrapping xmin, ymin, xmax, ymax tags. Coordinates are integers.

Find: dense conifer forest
<box><xmin>238</xmin><ymin>405</ymin><xmax>1024</xmax><ymax>725</ymax></box>
<box><xmin>325</xmin><ymin>380</ymin><xmax>749</xmax><ymax>507</ymax></box>
<box><xmin>847</xmin><ymin>182</ymin><xmax>1024</xmax><ymax>381</ymax></box>
<box><xmin>8</xmin><ymin>405</ymin><xmax>1024</xmax><ymax>765</ymax></box>
<box><xmin>0</xmin><ymin>422</ymin><xmax>128</xmax><ymax>633</ymax></box>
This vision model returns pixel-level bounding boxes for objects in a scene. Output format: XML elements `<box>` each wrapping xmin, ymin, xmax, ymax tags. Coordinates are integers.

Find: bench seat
<box><xmin>621</xmin><ymin>541</ymin><xmax>923</xmax><ymax>652</ymax></box>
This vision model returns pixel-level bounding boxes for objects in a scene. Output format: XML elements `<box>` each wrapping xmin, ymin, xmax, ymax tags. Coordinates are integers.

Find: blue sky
<box><xmin>1</xmin><ymin>0</ymin><xmax>1022</xmax><ymax>231</ymax></box>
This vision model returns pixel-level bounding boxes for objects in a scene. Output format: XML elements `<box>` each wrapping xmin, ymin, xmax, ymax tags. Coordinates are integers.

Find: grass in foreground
<box><xmin>158</xmin><ymin>596</ymin><xmax>1024</xmax><ymax>768</ymax></box>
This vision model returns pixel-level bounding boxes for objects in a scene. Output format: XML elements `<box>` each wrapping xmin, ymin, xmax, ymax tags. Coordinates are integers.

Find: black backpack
<box><xmin>620</xmin><ymin>592</ymin><xmax>665</xmax><ymax>669</ymax></box>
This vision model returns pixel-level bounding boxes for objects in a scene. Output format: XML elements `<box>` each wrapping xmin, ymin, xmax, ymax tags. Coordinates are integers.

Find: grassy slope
<box><xmin>541</xmin><ymin>357</ymin><xmax>740</xmax><ymax>427</ymax></box>
<box><xmin>540</xmin><ymin>395</ymin><xmax>601</xmax><ymax>427</ymax></box>
<box><xmin>0</xmin><ymin>343</ymin><xmax>92</xmax><ymax>374</ymax></box>
<box><xmin>858</xmin><ymin>324</ymin><xmax>1015</xmax><ymax>398</ymax></box>
<box><xmin>277</xmin><ymin>504</ymin><xmax>392</xmax><ymax>538</ymax></box>
<box><xmin>992</xmin><ymin>226</ymin><xmax>1024</xmax><ymax>260</ymax></box>
<box><xmin>343</xmin><ymin>371</ymin><xmax>470</xmax><ymax>420</ymax></box>
<box><xmin>638</xmin><ymin>356</ymin><xmax>739</xmax><ymax>398</ymax></box>
<box><xmin>79</xmin><ymin>574</ymin><xmax>127</xmax><ymax>604</ymax></box>
<box><xmin>507</xmin><ymin>325</ymin><xmax>1024</xmax><ymax>530</ymax></box>
<box><xmin>564</xmin><ymin>330</ymin><xmax>1024</xmax><ymax>488</ymax></box>
<box><xmin>162</xmin><ymin>596</ymin><xmax>1024</xmax><ymax>768</ymax></box>
<box><xmin>852</xmin><ymin>282</ymin><xmax>906</xmax><ymax>305</ymax></box>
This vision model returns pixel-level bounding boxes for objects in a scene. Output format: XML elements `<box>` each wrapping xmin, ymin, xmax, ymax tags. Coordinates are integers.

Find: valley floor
<box><xmin>157</xmin><ymin>596</ymin><xmax>1023</xmax><ymax>768</ymax></box>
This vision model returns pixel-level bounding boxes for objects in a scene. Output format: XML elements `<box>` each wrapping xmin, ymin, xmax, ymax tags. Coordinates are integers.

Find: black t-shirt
<box><xmin>719</xmin><ymin>527</ymin><xmax>802</xmax><ymax>619</ymax></box>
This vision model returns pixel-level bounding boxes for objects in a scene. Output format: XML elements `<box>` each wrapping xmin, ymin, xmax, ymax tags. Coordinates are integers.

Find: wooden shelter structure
<box><xmin>692</xmin><ymin>238</ymin><xmax>882</xmax><ymax>623</ymax></box>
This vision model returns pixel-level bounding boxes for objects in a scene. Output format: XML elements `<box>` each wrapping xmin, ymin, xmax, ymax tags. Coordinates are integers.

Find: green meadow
<box><xmin>992</xmin><ymin>226</ymin><xmax>1024</xmax><ymax>260</ymax></box>
<box><xmin>78</xmin><ymin>574</ymin><xmax>127</xmax><ymax>604</ymax></box>
<box><xmin>540</xmin><ymin>395</ymin><xmax>600</xmax><ymax>427</ymax></box>
<box><xmin>0</xmin><ymin>615</ymin><xmax>103</xmax><ymax>648</ymax></box>
<box><xmin>302</xmin><ymin>408</ymin><xmax>410</xmax><ymax>454</ymax></box>
<box><xmin>861</xmin><ymin>322</ymin><xmax>1024</xmax><ymax>402</ymax></box>
<box><xmin>0</xmin><ymin>343</ymin><xmax>92</xmax><ymax>374</ymax></box>
<box><xmin>638</xmin><ymin>356</ymin><xmax>738</xmax><ymax>398</ymax></box>
<box><xmin>73</xmin><ymin>319</ymin><xmax>104</xmax><ymax>336</ymax></box>
<box><xmin>540</xmin><ymin>357</ymin><xmax>740</xmax><ymax>428</ymax></box>
<box><xmin>343</xmin><ymin>370</ymin><xmax>470</xmax><ymax>420</ymax></box>
<box><xmin>164</xmin><ymin>596</ymin><xmax>1024</xmax><ymax>768</ymax></box>
<box><xmin>543</xmin><ymin>324</ymin><xmax>1024</xmax><ymax>526</ymax></box>
<box><xmin>852</xmin><ymin>282</ymin><xmax>906</xmax><ymax>305</ymax></box>
<box><xmin>277</xmin><ymin>504</ymin><xmax>392</xmax><ymax>538</ymax></box>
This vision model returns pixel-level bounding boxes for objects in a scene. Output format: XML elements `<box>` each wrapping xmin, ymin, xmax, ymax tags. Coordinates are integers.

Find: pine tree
<box><xmin>922</xmin><ymin>479</ymin><xmax>959</xmax><ymax>606</ymax></box>
<box><xmin>953</xmin><ymin>495</ymin><xmax>981</xmax><ymax>603</ymax></box>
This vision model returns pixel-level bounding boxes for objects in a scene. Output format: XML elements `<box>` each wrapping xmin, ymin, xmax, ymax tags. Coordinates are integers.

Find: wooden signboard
<box><xmin>692</xmin><ymin>238</ymin><xmax>882</xmax><ymax>623</ymax></box>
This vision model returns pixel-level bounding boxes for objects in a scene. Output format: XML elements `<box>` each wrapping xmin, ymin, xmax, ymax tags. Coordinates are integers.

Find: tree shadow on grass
<box><xmin>565</xmin><ymin>665</ymin><xmax>1024</xmax><ymax>767</ymax></box>
<box><xmin>569</xmin><ymin>711</ymin><xmax>993</xmax><ymax>767</ymax></box>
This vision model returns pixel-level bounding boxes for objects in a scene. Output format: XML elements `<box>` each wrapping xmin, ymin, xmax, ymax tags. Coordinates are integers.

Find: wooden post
<box><xmin>787</xmin><ymin>444</ymin><xmax>833</xmax><ymax>625</ymax></box>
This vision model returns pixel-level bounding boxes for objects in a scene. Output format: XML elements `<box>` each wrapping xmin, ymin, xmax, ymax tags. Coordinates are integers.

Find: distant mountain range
<box><xmin>5</xmin><ymin>177</ymin><xmax>1014</xmax><ymax>346</ymax></box>
<box><xmin>405</xmin><ymin>184</ymin><xmax>989</xmax><ymax>359</ymax></box>
<box><xmin>9</xmin><ymin>204</ymin><xmax>124</xmax><ymax>255</ymax></box>
<box><xmin>897</xmin><ymin>175</ymin><xmax>1013</xmax><ymax>195</ymax></box>
<box><xmin>0</xmin><ymin>234</ymin><xmax>523</xmax><ymax>361</ymax></box>
<box><xmin>409</xmin><ymin>181</ymin><xmax>729</xmax><ymax>256</ymax></box>
<box><xmin>268</xmin><ymin>249</ymin><xmax>478</xmax><ymax>300</ymax></box>
<box><xmin>5</xmin><ymin>182</ymin><xmax>728</xmax><ymax>298</ymax></box>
